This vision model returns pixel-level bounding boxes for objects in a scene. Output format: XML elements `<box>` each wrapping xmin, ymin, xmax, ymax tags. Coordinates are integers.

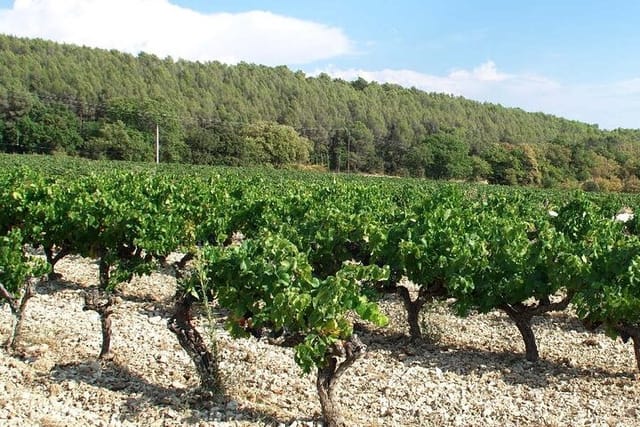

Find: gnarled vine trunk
<box><xmin>168</xmin><ymin>292</ymin><xmax>222</xmax><ymax>393</ymax></box>
<box><xmin>397</xmin><ymin>286</ymin><xmax>428</xmax><ymax>341</ymax></box>
<box><xmin>397</xmin><ymin>279</ymin><xmax>446</xmax><ymax>341</ymax></box>
<box><xmin>316</xmin><ymin>334</ymin><xmax>367</xmax><ymax>427</ymax></box>
<box><xmin>43</xmin><ymin>245</ymin><xmax>70</xmax><ymax>280</ymax></box>
<box><xmin>83</xmin><ymin>289</ymin><xmax>115</xmax><ymax>359</ymax></box>
<box><xmin>98</xmin><ymin>257</ymin><xmax>110</xmax><ymax>289</ymax></box>
<box><xmin>1</xmin><ymin>282</ymin><xmax>35</xmax><ymax>351</ymax></box>
<box><xmin>500</xmin><ymin>293</ymin><xmax>573</xmax><ymax>362</ymax></box>
<box><xmin>508</xmin><ymin>313</ymin><xmax>538</xmax><ymax>362</ymax></box>
<box><xmin>615</xmin><ymin>323</ymin><xmax>640</xmax><ymax>371</ymax></box>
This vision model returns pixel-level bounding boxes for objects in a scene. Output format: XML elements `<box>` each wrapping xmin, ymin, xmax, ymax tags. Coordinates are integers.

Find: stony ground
<box><xmin>1</xmin><ymin>254</ymin><xmax>640</xmax><ymax>427</ymax></box>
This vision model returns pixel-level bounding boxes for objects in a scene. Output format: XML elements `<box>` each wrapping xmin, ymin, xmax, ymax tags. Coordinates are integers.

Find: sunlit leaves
<box><xmin>190</xmin><ymin>231</ymin><xmax>388</xmax><ymax>373</ymax></box>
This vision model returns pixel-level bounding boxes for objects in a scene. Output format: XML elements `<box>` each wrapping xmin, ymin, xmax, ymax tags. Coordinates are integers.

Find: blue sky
<box><xmin>0</xmin><ymin>0</ymin><xmax>639</xmax><ymax>129</ymax></box>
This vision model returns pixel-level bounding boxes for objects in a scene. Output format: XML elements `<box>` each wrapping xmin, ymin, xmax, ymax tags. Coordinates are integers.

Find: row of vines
<box><xmin>2</xmin><ymin>154</ymin><xmax>640</xmax><ymax>426</ymax></box>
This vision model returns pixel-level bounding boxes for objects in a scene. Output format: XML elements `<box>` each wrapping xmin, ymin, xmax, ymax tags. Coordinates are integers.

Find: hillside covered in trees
<box><xmin>1</xmin><ymin>34</ymin><xmax>640</xmax><ymax>190</ymax></box>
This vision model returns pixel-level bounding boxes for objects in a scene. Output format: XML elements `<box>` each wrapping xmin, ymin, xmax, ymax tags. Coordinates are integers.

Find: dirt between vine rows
<box><xmin>1</xmin><ymin>254</ymin><xmax>640</xmax><ymax>427</ymax></box>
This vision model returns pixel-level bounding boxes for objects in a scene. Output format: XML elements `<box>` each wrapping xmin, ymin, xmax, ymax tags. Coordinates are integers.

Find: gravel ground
<box><xmin>1</xmin><ymin>254</ymin><xmax>640</xmax><ymax>426</ymax></box>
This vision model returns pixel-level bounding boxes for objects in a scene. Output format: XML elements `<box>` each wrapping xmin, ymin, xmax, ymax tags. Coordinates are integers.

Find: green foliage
<box><xmin>374</xmin><ymin>185</ymin><xmax>476</xmax><ymax>290</ymax></box>
<box><xmin>5</xmin><ymin>154</ymin><xmax>640</xmax><ymax>370</ymax></box>
<box><xmin>449</xmin><ymin>194</ymin><xmax>569</xmax><ymax>315</ymax></box>
<box><xmin>554</xmin><ymin>196</ymin><xmax>640</xmax><ymax>339</ymax></box>
<box><xmin>183</xmin><ymin>231</ymin><xmax>388</xmax><ymax>373</ymax></box>
<box><xmin>242</xmin><ymin>121</ymin><xmax>312</xmax><ymax>165</ymax></box>
<box><xmin>100</xmin><ymin>98</ymin><xmax>188</xmax><ymax>162</ymax></box>
<box><xmin>85</xmin><ymin>120</ymin><xmax>153</xmax><ymax>161</ymax></box>
<box><xmin>572</xmin><ymin>236</ymin><xmax>640</xmax><ymax>335</ymax></box>
<box><xmin>422</xmin><ymin>132</ymin><xmax>472</xmax><ymax>180</ymax></box>
<box><xmin>2</xmin><ymin>100</ymin><xmax>82</xmax><ymax>154</ymax></box>
<box><xmin>0</xmin><ymin>228</ymin><xmax>48</xmax><ymax>298</ymax></box>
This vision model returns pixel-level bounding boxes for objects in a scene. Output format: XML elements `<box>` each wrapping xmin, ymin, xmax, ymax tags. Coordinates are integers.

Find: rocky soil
<box><xmin>1</xmin><ymin>254</ymin><xmax>640</xmax><ymax>426</ymax></box>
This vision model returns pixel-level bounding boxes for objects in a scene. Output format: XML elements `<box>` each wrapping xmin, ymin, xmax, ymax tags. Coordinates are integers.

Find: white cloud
<box><xmin>0</xmin><ymin>0</ymin><xmax>353</xmax><ymax>65</ymax></box>
<box><xmin>319</xmin><ymin>62</ymin><xmax>638</xmax><ymax>130</ymax></box>
<box><xmin>449</xmin><ymin>61</ymin><xmax>510</xmax><ymax>82</ymax></box>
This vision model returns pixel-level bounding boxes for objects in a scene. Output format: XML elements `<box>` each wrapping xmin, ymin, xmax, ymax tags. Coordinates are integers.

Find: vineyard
<box><xmin>2</xmin><ymin>154</ymin><xmax>640</xmax><ymax>426</ymax></box>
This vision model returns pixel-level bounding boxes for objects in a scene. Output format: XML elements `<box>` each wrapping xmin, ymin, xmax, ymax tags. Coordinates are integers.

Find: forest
<box><xmin>1</xmin><ymin>34</ymin><xmax>640</xmax><ymax>191</ymax></box>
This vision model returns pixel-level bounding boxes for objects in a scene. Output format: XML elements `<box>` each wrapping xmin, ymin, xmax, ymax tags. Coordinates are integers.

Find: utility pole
<box><xmin>155</xmin><ymin>123</ymin><xmax>160</xmax><ymax>164</ymax></box>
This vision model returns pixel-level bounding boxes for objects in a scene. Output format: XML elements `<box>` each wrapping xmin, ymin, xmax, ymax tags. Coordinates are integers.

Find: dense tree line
<box><xmin>1</xmin><ymin>34</ymin><xmax>640</xmax><ymax>190</ymax></box>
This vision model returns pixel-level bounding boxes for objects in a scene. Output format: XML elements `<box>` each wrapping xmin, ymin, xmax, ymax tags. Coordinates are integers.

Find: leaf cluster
<box><xmin>181</xmin><ymin>231</ymin><xmax>388</xmax><ymax>373</ymax></box>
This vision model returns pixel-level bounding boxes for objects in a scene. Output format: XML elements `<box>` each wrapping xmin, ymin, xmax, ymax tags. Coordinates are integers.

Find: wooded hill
<box><xmin>1</xmin><ymin>34</ymin><xmax>640</xmax><ymax>190</ymax></box>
